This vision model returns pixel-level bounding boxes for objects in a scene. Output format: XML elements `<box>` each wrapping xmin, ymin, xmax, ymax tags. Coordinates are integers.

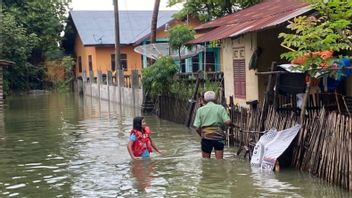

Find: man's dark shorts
<box><xmin>201</xmin><ymin>138</ymin><xmax>225</xmax><ymax>153</ymax></box>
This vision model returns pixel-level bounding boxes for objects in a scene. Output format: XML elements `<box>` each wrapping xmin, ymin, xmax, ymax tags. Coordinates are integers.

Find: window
<box><xmin>180</xmin><ymin>59</ymin><xmax>186</xmax><ymax>73</ymax></box>
<box><xmin>78</xmin><ymin>56</ymin><xmax>82</xmax><ymax>72</ymax></box>
<box><xmin>88</xmin><ymin>55</ymin><xmax>93</xmax><ymax>71</ymax></box>
<box><xmin>111</xmin><ymin>54</ymin><xmax>128</xmax><ymax>71</ymax></box>
<box><xmin>192</xmin><ymin>55</ymin><xmax>199</xmax><ymax>72</ymax></box>
<box><xmin>205</xmin><ymin>51</ymin><xmax>215</xmax><ymax>72</ymax></box>
<box><xmin>111</xmin><ymin>54</ymin><xmax>116</xmax><ymax>71</ymax></box>
<box><xmin>233</xmin><ymin>47</ymin><xmax>246</xmax><ymax>99</ymax></box>
<box><xmin>120</xmin><ymin>54</ymin><xmax>127</xmax><ymax>70</ymax></box>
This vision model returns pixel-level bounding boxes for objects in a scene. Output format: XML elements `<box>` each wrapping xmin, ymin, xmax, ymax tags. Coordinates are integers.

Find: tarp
<box><xmin>251</xmin><ymin>124</ymin><xmax>302</xmax><ymax>170</ymax></box>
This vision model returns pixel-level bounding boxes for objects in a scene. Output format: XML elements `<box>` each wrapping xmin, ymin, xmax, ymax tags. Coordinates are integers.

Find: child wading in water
<box><xmin>127</xmin><ymin>117</ymin><xmax>160</xmax><ymax>159</ymax></box>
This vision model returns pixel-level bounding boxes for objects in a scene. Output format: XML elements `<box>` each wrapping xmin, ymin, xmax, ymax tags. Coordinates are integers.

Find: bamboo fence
<box><xmin>227</xmin><ymin>105</ymin><xmax>351</xmax><ymax>191</ymax></box>
<box><xmin>155</xmin><ymin>81</ymin><xmax>351</xmax><ymax>190</ymax></box>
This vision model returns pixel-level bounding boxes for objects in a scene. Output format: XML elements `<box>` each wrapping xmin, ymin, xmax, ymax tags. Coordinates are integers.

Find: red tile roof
<box><xmin>190</xmin><ymin>0</ymin><xmax>311</xmax><ymax>43</ymax></box>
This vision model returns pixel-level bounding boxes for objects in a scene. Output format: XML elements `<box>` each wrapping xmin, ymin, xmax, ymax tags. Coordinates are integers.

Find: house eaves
<box><xmin>190</xmin><ymin>0</ymin><xmax>311</xmax><ymax>44</ymax></box>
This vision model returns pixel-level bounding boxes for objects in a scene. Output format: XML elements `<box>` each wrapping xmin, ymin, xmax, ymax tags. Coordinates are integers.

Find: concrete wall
<box><xmin>78</xmin><ymin>70</ymin><xmax>143</xmax><ymax>107</ymax></box>
<box><xmin>82</xmin><ymin>83</ymin><xmax>143</xmax><ymax>107</ymax></box>
<box><xmin>222</xmin><ymin>32</ymin><xmax>258</xmax><ymax>106</ymax></box>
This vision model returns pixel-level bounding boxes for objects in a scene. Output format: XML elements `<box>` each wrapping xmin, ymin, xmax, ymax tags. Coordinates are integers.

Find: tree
<box><xmin>168</xmin><ymin>24</ymin><xmax>195</xmax><ymax>62</ymax></box>
<box><xmin>151</xmin><ymin>0</ymin><xmax>161</xmax><ymax>43</ymax></box>
<box><xmin>0</xmin><ymin>0</ymin><xmax>70</xmax><ymax>93</ymax></box>
<box><xmin>279</xmin><ymin>0</ymin><xmax>352</xmax><ymax>78</ymax></box>
<box><xmin>168</xmin><ymin>0</ymin><xmax>261</xmax><ymax>22</ymax></box>
<box><xmin>0</xmin><ymin>10</ymin><xmax>40</xmax><ymax>92</ymax></box>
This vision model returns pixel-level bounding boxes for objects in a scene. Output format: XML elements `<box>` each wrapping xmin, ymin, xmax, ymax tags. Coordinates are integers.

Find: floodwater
<box><xmin>0</xmin><ymin>93</ymin><xmax>350</xmax><ymax>198</ymax></box>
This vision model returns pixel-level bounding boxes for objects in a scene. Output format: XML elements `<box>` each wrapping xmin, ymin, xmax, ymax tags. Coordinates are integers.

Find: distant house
<box><xmin>190</xmin><ymin>0</ymin><xmax>317</xmax><ymax>105</ymax></box>
<box><xmin>62</xmin><ymin>10</ymin><xmax>202</xmax><ymax>78</ymax></box>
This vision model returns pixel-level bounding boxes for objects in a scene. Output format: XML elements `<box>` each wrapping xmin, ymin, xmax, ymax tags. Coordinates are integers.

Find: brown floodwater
<box><xmin>0</xmin><ymin>93</ymin><xmax>350</xmax><ymax>197</ymax></box>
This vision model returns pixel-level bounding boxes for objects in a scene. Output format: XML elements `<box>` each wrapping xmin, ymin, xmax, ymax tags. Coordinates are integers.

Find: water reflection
<box><xmin>251</xmin><ymin>168</ymin><xmax>301</xmax><ymax>197</ymax></box>
<box><xmin>130</xmin><ymin>159</ymin><xmax>155</xmax><ymax>191</ymax></box>
<box><xmin>0</xmin><ymin>112</ymin><xmax>4</xmax><ymax>139</ymax></box>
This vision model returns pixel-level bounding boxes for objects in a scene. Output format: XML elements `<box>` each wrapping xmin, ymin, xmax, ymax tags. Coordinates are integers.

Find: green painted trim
<box><xmin>199</xmin><ymin>53</ymin><xmax>203</xmax><ymax>71</ymax></box>
<box><xmin>214</xmin><ymin>48</ymin><xmax>220</xmax><ymax>72</ymax></box>
<box><xmin>143</xmin><ymin>38</ymin><xmax>169</xmax><ymax>43</ymax></box>
<box><xmin>186</xmin><ymin>58</ymin><xmax>192</xmax><ymax>73</ymax></box>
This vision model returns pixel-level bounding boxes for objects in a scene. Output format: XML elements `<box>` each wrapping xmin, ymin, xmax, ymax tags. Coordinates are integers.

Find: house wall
<box><xmin>222</xmin><ymin>32</ymin><xmax>258</xmax><ymax>106</ymax></box>
<box><xmin>74</xmin><ymin>38</ymin><xmax>142</xmax><ymax>77</ymax></box>
<box><xmin>74</xmin><ymin>18</ymin><xmax>202</xmax><ymax>78</ymax></box>
<box><xmin>95</xmin><ymin>46</ymin><xmax>142</xmax><ymax>75</ymax></box>
<box><xmin>256</xmin><ymin>27</ymin><xmax>288</xmax><ymax>103</ymax></box>
<box><xmin>74</xmin><ymin>36</ymin><xmax>97</xmax><ymax>76</ymax></box>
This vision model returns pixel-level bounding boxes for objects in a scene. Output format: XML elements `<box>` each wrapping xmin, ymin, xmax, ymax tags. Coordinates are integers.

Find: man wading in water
<box><xmin>193</xmin><ymin>91</ymin><xmax>233</xmax><ymax>159</ymax></box>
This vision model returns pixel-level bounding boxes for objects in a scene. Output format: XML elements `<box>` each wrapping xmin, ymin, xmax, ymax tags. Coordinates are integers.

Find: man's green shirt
<box><xmin>193</xmin><ymin>102</ymin><xmax>230</xmax><ymax>128</ymax></box>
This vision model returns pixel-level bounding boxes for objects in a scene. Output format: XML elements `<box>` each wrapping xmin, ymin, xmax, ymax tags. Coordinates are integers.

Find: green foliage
<box><xmin>279</xmin><ymin>0</ymin><xmax>352</xmax><ymax>77</ymax></box>
<box><xmin>169</xmin><ymin>24</ymin><xmax>195</xmax><ymax>60</ymax></box>
<box><xmin>208</xmin><ymin>40</ymin><xmax>221</xmax><ymax>48</ymax></box>
<box><xmin>170</xmin><ymin>73</ymin><xmax>221</xmax><ymax>99</ymax></box>
<box><xmin>47</xmin><ymin>56</ymin><xmax>75</xmax><ymax>92</ymax></box>
<box><xmin>142</xmin><ymin>56</ymin><xmax>179</xmax><ymax>97</ymax></box>
<box><xmin>61</xmin><ymin>56</ymin><xmax>75</xmax><ymax>85</ymax></box>
<box><xmin>168</xmin><ymin>0</ymin><xmax>261</xmax><ymax>22</ymax></box>
<box><xmin>0</xmin><ymin>0</ymin><xmax>70</xmax><ymax>94</ymax></box>
<box><xmin>0</xmin><ymin>12</ymin><xmax>40</xmax><ymax>93</ymax></box>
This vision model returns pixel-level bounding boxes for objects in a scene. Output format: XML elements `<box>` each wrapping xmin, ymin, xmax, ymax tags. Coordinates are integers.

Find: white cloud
<box><xmin>70</xmin><ymin>0</ymin><xmax>183</xmax><ymax>11</ymax></box>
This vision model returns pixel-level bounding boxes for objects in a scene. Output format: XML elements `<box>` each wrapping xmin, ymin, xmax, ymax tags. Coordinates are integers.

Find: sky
<box><xmin>70</xmin><ymin>0</ymin><xmax>183</xmax><ymax>11</ymax></box>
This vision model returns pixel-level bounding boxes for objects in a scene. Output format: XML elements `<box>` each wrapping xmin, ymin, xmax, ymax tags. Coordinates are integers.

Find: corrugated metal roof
<box><xmin>191</xmin><ymin>0</ymin><xmax>311</xmax><ymax>43</ymax></box>
<box><xmin>70</xmin><ymin>10</ymin><xmax>177</xmax><ymax>46</ymax></box>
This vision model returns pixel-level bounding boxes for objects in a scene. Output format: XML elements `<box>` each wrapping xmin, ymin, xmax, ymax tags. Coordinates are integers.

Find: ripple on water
<box><xmin>6</xmin><ymin>183</ymin><xmax>26</xmax><ymax>190</ymax></box>
<box><xmin>45</xmin><ymin>176</ymin><xmax>68</xmax><ymax>184</ymax></box>
<box><xmin>8</xmin><ymin>193</ymin><xmax>20</xmax><ymax>197</ymax></box>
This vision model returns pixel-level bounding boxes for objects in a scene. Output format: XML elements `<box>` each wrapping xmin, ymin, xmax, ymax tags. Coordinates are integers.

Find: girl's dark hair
<box><xmin>133</xmin><ymin>116</ymin><xmax>144</xmax><ymax>131</ymax></box>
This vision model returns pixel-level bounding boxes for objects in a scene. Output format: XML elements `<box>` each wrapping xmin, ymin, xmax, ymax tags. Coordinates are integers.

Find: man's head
<box><xmin>203</xmin><ymin>91</ymin><xmax>216</xmax><ymax>102</ymax></box>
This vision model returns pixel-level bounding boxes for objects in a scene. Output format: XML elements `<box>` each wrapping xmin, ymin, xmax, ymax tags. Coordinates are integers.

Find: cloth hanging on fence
<box><xmin>250</xmin><ymin>124</ymin><xmax>302</xmax><ymax>170</ymax></box>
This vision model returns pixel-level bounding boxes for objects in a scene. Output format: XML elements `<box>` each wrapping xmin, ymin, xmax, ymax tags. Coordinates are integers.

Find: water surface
<box><xmin>0</xmin><ymin>93</ymin><xmax>350</xmax><ymax>197</ymax></box>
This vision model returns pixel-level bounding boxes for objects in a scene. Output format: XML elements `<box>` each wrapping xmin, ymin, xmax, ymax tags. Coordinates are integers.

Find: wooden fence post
<box><xmin>0</xmin><ymin>66</ymin><xmax>3</xmax><ymax>109</ymax></box>
<box><xmin>185</xmin><ymin>72</ymin><xmax>201</xmax><ymax>127</ymax></box>
<box><xmin>259</xmin><ymin>62</ymin><xmax>276</xmax><ymax>131</ymax></box>
<box><xmin>300</xmin><ymin>80</ymin><xmax>311</xmax><ymax>123</ymax></box>
<box><xmin>228</xmin><ymin>96</ymin><xmax>235</xmax><ymax>146</ymax></box>
<box><xmin>107</xmin><ymin>71</ymin><xmax>112</xmax><ymax>102</ymax></box>
<box><xmin>89</xmin><ymin>70</ymin><xmax>94</xmax><ymax>96</ymax></box>
<box><xmin>97</xmin><ymin>70</ymin><xmax>102</xmax><ymax>99</ymax></box>
<box><xmin>131</xmin><ymin>70</ymin><xmax>138</xmax><ymax>107</ymax></box>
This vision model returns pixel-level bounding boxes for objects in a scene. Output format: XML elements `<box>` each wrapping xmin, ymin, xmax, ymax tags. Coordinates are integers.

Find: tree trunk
<box><xmin>150</xmin><ymin>0</ymin><xmax>161</xmax><ymax>44</ymax></box>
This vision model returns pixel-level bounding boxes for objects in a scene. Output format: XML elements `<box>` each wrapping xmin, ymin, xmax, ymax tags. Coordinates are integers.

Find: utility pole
<box><xmin>113</xmin><ymin>0</ymin><xmax>121</xmax><ymax>74</ymax></box>
<box><xmin>113</xmin><ymin>0</ymin><xmax>123</xmax><ymax>104</ymax></box>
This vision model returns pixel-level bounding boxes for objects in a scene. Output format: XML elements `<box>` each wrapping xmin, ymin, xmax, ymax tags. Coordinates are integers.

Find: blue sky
<box><xmin>70</xmin><ymin>0</ymin><xmax>182</xmax><ymax>10</ymax></box>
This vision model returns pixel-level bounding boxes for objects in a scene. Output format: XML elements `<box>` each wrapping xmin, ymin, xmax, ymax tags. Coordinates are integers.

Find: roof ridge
<box><xmin>196</xmin><ymin>0</ymin><xmax>308</xmax><ymax>30</ymax></box>
<box><xmin>70</xmin><ymin>10</ymin><xmax>178</xmax><ymax>12</ymax></box>
<box><xmin>221</xmin><ymin>5</ymin><xmax>310</xmax><ymax>27</ymax></box>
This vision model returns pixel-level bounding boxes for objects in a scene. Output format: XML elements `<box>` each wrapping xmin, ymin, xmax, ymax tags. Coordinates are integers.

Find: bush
<box><xmin>142</xmin><ymin>56</ymin><xmax>179</xmax><ymax>97</ymax></box>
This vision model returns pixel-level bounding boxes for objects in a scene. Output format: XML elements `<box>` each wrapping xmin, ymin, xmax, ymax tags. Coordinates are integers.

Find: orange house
<box><xmin>63</xmin><ymin>10</ymin><xmax>201</xmax><ymax>77</ymax></box>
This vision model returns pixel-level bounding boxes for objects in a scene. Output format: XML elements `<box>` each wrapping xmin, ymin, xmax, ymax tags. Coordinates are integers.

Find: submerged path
<box><xmin>0</xmin><ymin>93</ymin><xmax>350</xmax><ymax>197</ymax></box>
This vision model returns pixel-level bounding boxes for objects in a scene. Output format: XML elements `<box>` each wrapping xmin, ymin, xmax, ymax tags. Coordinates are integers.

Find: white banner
<box><xmin>251</xmin><ymin>124</ymin><xmax>302</xmax><ymax>171</ymax></box>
